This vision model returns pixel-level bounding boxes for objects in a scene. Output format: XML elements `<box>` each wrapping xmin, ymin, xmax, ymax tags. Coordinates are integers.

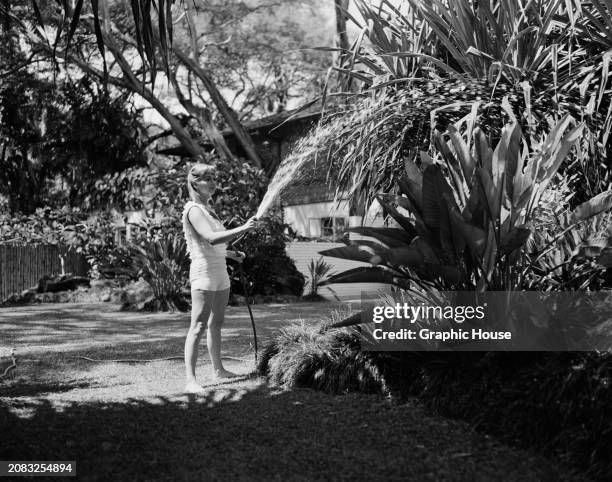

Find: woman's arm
<box><xmin>188</xmin><ymin>206</ymin><xmax>257</xmax><ymax>245</ymax></box>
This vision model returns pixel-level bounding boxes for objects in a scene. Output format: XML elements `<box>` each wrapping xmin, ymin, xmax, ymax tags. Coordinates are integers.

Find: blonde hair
<box><xmin>187</xmin><ymin>163</ymin><xmax>216</xmax><ymax>203</ymax></box>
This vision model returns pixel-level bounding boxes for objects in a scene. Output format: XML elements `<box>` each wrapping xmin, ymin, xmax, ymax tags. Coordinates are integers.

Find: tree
<box><xmin>0</xmin><ymin>9</ymin><xmax>148</xmax><ymax>213</ymax></box>
<box><xmin>13</xmin><ymin>1</ymin><xmax>332</xmax><ymax>170</ymax></box>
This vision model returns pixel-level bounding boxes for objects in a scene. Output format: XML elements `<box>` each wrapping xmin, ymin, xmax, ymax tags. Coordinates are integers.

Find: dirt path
<box><xmin>0</xmin><ymin>303</ymin><xmax>588</xmax><ymax>481</ymax></box>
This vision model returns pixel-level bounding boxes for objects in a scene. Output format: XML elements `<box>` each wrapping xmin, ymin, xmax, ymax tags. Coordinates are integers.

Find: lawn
<box><xmin>0</xmin><ymin>302</ymin><xmax>588</xmax><ymax>481</ymax></box>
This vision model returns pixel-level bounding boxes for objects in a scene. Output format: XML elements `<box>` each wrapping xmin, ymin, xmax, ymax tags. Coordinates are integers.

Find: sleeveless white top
<box><xmin>182</xmin><ymin>201</ymin><xmax>228</xmax><ymax>286</ymax></box>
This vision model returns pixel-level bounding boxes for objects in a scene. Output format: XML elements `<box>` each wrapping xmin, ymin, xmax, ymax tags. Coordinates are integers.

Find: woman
<box><xmin>182</xmin><ymin>163</ymin><xmax>258</xmax><ymax>393</ymax></box>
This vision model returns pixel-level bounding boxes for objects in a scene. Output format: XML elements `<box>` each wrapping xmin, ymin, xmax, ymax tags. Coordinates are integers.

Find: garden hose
<box><xmin>0</xmin><ymin>349</ymin><xmax>17</xmax><ymax>380</ymax></box>
<box><xmin>236</xmin><ymin>262</ymin><xmax>258</xmax><ymax>365</ymax></box>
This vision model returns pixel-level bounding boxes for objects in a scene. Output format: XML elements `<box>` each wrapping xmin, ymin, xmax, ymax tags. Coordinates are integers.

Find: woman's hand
<box><xmin>243</xmin><ymin>216</ymin><xmax>259</xmax><ymax>231</ymax></box>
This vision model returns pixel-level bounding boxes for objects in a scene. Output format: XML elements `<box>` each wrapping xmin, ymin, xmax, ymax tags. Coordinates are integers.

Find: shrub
<box><xmin>257</xmin><ymin>322</ymin><xmax>386</xmax><ymax>394</ymax></box>
<box><xmin>130</xmin><ymin>233</ymin><xmax>190</xmax><ymax>311</ymax></box>
<box><xmin>230</xmin><ymin>212</ymin><xmax>305</xmax><ymax>297</ymax></box>
<box><xmin>327</xmin><ymin>0</ymin><xmax>611</xmax><ymax>204</ymax></box>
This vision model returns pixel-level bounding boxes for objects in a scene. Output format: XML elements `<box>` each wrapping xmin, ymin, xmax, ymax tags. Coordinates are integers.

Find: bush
<box><xmin>257</xmin><ymin>322</ymin><xmax>386</xmax><ymax>394</ymax></box>
<box><xmin>230</xmin><ymin>212</ymin><xmax>305</xmax><ymax>297</ymax></box>
<box><xmin>303</xmin><ymin>257</ymin><xmax>334</xmax><ymax>300</ymax></box>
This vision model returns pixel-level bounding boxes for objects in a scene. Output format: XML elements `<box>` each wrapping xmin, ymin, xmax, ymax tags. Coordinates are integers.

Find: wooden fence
<box><xmin>0</xmin><ymin>244</ymin><xmax>89</xmax><ymax>301</ymax></box>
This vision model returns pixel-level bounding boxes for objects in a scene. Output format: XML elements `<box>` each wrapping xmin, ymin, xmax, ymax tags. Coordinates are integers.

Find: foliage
<box><xmin>257</xmin><ymin>322</ymin><xmax>386</xmax><ymax>394</ymax></box>
<box><xmin>321</xmin><ymin>115</ymin><xmax>612</xmax><ymax>292</ymax></box>
<box><xmin>0</xmin><ymin>66</ymin><xmax>64</xmax><ymax>213</ymax></box>
<box><xmin>129</xmin><ymin>232</ymin><xmax>190</xmax><ymax>311</ymax></box>
<box><xmin>21</xmin><ymin>0</ymin><xmax>331</xmax><ymax>117</ymax></box>
<box><xmin>0</xmin><ymin>65</ymin><xmax>147</xmax><ymax>213</ymax></box>
<box><xmin>527</xmin><ymin>189</ymin><xmax>612</xmax><ymax>290</ymax></box>
<box><xmin>230</xmin><ymin>210</ymin><xmax>305</xmax><ymax>297</ymax></box>
<box><xmin>312</xmin><ymin>79</ymin><xmax>573</xmax><ymax>208</ymax></box>
<box><xmin>84</xmin><ymin>166</ymin><xmax>152</xmax><ymax>212</ymax></box>
<box><xmin>305</xmin><ymin>257</ymin><xmax>334</xmax><ymax>299</ymax></box>
<box><xmin>325</xmin><ymin>0</ymin><xmax>611</xmax><ymax>203</ymax></box>
<box><xmin>0</xmin><ymin>207</ymin><xmax>134</xmax><ymax>279</ymax></box>
<box><xmin>50</xmin><ymin>78</ymin><xmax>148</xmax><ymax>208</ymax></box>
<box><xmin>185</xmin><ymin>0</ymin><xmax>332</xmax><ymax>119</ymax></box>
<box><xmin>0</xmin><ymin>207</ymin><xmax>84</xmax><ymax>245</ymax></box>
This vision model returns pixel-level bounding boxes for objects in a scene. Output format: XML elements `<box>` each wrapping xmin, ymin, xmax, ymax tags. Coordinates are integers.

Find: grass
<box><xmin>0</xmin><ymin>302</ymin><xmax>588</xmax><ymax>481</ymax></box>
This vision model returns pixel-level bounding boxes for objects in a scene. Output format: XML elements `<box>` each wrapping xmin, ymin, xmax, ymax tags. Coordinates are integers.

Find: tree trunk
<box><xmin>167</xmin><ymin>68</ymin><xmax>235</xmax><ymax>161</ymax></box>
<box><xmin>172</xmin><ymin>45</ymin><xmax>263</xmax><ymax>169</ymax></box>
<box><xmin>334</xmin><ymin>0</ymin><xmax>351</xmax><ymax>90</ymax></box>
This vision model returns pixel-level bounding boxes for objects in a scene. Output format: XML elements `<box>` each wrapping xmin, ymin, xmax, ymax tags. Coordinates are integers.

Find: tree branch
<box><xmin>168</xmin><ymin>66</ymin><xmax>234</xmax><ymax>160</ymax></box>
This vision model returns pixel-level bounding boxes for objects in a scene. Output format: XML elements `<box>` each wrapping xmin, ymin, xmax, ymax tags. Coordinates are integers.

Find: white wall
<box><xmin>284</xmin><ymin>200</ymin><xmax>350</xmax><ymax>237</ymax></box>
<box><xmin>283</xmin><ymin>198</ymin><xmax>390</xmax><ymax>237</ymax></box>
<box><xmin>287</xmin><ymin>241</ymin><xmax>392</xmax><ymax>301</ymax></box>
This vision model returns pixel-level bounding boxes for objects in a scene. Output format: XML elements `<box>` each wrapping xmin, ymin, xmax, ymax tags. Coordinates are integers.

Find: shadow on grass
<box><xmin>0</xmin><ymin>386</ymin><xmax>585</xmax><ymax>481</ymax></box>
<box><xmin>0</xmin><ymin>380</ymin><xmax>97</xmax><ymax>397</ymax></box>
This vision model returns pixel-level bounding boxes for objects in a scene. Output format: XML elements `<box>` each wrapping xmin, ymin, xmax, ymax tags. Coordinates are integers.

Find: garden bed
<box><xmin>258</xmin><ymin>323</ymin><xmax>612</xmax><ymax>480</ymax></box>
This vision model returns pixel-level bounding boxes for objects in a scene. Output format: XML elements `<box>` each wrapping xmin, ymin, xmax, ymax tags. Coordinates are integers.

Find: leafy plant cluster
<box><xmin>312</xmin><ymin>0</ymin><xmax>612</xmax><ymax>206</ymax></box>
<box><xmin>129</xmin><ymin>232</ymin><xmax>190</xmax><ymax>311</ymax></box>
<box><xmin>230</xmin><ymin>210</ymin><xmax>305</xmax><ymax>298</ymax></box>
<box><xmin>0</xmin><ymin>68</ymin><xmax>147</xmax><ymax>213</ymax></box>
<box><xmin>320</xmin><ymin>113</ymin><xmax>612</xmax><ymax>293</ymax></box>
<box><xmin>0</xmin><ymin>207</ymin><xmax>134</xmax><ymax>279</ymax></box>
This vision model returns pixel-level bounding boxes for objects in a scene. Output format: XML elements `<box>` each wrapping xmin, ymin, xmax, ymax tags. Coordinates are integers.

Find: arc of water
<box><xmin>255</xmin><ymin>123</ymin><xmax>333</xmax><ymax>219</ymax></box>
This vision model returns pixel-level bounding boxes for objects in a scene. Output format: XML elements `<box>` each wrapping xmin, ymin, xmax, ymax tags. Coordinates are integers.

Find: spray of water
<box><xmin>255</xmin><ymin>122</ymin><xmax>334</xmax><ymax>219</ymax></box>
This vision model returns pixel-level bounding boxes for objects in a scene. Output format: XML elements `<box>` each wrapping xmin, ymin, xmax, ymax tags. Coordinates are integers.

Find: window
<box><xmin>320</xmin><ymin>217</ymin><xmax>347</xmax><ymax>241</ymax></box>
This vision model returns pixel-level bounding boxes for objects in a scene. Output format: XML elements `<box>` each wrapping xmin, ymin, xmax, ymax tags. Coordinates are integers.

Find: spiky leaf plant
<box><xmin>305</xmin><ymin>257</ymin><xmax>334</xmax><ymax>298</ymax></box>
<box><xmin>131</xmin><ymin>232</ymin><xmax>190</xmax><ymax>311</ymax></box>
<box><xmin>326</xmin><ymin>0</ymin><xmax>610</xmax><ymax>202</ymax></box>
<box><xmin>321</xmin><ymin>117</ymin><xmax>611</xmax><ymax>292</ymax></box>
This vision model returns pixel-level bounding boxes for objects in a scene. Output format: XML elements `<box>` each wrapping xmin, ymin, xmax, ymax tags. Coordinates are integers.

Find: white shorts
<box><xmin>190</xmin><ymin>272</ymin><xmax>231</xmax><ymax>291</ymax></box>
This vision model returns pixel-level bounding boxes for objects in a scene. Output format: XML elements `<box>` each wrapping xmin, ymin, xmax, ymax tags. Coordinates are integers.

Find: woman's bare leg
<box><xmin>207</xmin><ymin>288</ymin><xmax>235</xmax><ymax>378</ymax></box>
<box><xmin>184</xmin><ymin>289</ymin><xmax>214</xmax><ymax>392</ymax></box>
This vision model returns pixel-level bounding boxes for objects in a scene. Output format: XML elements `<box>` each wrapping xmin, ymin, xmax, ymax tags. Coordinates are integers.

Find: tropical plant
<box><xmin>326</xmin><ymin>0</ymin><xmax>610</xmax><ymax>203</ymax></box>
<box><xmin>334</xmin><ymin>0</ymin><xmax>579</xmax><ymax>88</ymax></box>
<box><xmin>526</xmin><ymin>197</ymin><xmax>612</xmax><ymax>290</ymax></box>
<box><xmin>315</xmin><ymin>79</ymin><xmax>566</xmax><ymax>209</ymax></box>
<box><xmin>305</xmin><ymin>257</ymin><xmax>334</xmax><ymax>299</ymax></box>
<box><xmin>130</xmin><ymin>232</ymin><xmax>190</xmax><ymax>311</ymax></box>
<box><xmin>319</xmin><ymin>117</ymin><xmax>612</xmax><ymax>292</ymax></box>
